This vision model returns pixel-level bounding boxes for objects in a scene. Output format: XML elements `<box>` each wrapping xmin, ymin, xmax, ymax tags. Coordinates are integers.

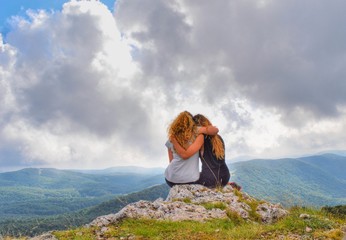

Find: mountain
<box><xmin>0</xmin><ymin>168</ymin><xmax>164</xmax><ymax>191</ymax></box>
<box><xmin>2</xmin><ymin>154</ymin><xmax>346</xmax><ymax>237</ymax></box>
<box><xmin>298</xmin><ymin>154</ymin><xmax>346</xmax><ymax>181</ymax></box>
<box><xmin>0</xmin><ymin>168</ymin><xmax>164</xmax><ymax>220</ymax></box>
<box><xmin>12</xmin><ymin>185</ymin><xmax>346</xmax><ymax>240</ymax></box>
<box><xmin>77</xmin><ymin>166</ymin><xmax>165</xmax><ymax>175</ymax></box>
<box><xmin>230</xmin><ymin>153</ymin><xmax>346</xmax><ymax>207</ymax></box>
<box><xmin>0</xmin><ymin>184</ymin><xmax>170</xmax><ymax>237</ymax></box>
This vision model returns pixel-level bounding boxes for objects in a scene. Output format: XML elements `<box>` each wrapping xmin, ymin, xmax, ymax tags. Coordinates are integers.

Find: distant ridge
<box><xmin>0</xmin><ymin>168</ymin><xmax>164</xmax><ymax>220</ymax></box>
<box><xmin>230</xmin><ymin>153</ymin><xmax>346</xmax><ymax>207</ymax></box>
<box><xmin>76</xmin><ymin>165</ymin><xmax>165</xmax><ymax>175</ymax></box>
<box><xmin>0</xmin><ymin>184</ymin><xmax>169</xmax><ymax>237</ymax></box>
<box><xmin>1</xmin><ymin>153</ymin><xmax>346</xmax><ymax>237</ymax></box>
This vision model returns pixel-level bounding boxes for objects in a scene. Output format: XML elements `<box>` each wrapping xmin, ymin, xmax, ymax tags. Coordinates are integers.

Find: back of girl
<box><xmin>194</xmin><ymin>114</ymin><xmax>230</xmax><ymax>188</ymax></box>
<box><xmin>164</xmin><ymin>111</ymin><xmax>204</xmax><ymax>187</ymax></box>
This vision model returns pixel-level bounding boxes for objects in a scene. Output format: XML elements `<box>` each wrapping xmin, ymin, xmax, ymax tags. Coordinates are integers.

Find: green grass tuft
<box><xmin>202</xmin><ymin>201</ymin><xmax>228</xmax><ymax>211</ymax></box>
<box><xmin>244</xmin><ymin>199</ymin><xmax>262</xmax><ymax>222</ymax></box>
<box><xmin>225</xmin><ymin>209</ymin><xmax>245</xmax><ymax>225</ymax></box>
<box><xmin>182</xmin><ymin>197</ymin><xmax>192</xmax><ymax>204</ymax></box>
<box><xmin>53</xmin><ymin>226</ymin><xmax>97</xmax><ymax>240</ymax></box>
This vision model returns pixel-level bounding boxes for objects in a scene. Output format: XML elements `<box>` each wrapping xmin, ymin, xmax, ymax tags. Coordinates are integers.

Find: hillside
<box><xmin>1</xmin><ymin>153</ymin><xmax>346</xmax><ymax>237</ymax></box>
<box><xmin>230</xmin><ymin>154</ymin><xmax>346</xmax><ymax>206</ymax></box>
<box><xmin>1</xmin><ymin>153</ymin><xmax>346</xmax><ymax>221</ymax></box>
<box><xmin>0</xmin><ymin>168</ymin><xmax>164</xmax><ymax>220</ymax></box>
<box><xmin>0</xmin><ymin>184</ymin><xmax>170</xmax><ymax>237</ymax></box>
<box><xmin>52</xmin><ymin>207</ymin><xmax>346</xmax><ymax>240</ymax></box>
<box><xmin>77</xmin><ymin>166</ymin><xmax>165</xmax><ymax>175</ymax></box>
<box><xmin>21</xmin><ymin>185</ymin><xmax>346</xmax><ymax>240</ymax></box>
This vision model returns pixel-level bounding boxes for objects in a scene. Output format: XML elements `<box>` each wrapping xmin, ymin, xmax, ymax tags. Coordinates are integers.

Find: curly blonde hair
<box><xmin>193</xmin><ymin>114</ymin><xmax>225</xmax><ymax>160</ymax></box>
<box><xmin>168</xmin><ymin>111</ymin><xmax>197</xmax><ymax>150</ymax></box>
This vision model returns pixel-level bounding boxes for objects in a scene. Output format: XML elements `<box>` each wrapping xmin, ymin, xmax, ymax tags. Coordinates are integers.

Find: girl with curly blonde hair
<box><xmin>165</xmin><ymin>111</ymin><xmax>219</xmax><ymax>187</ymax></box>
<box><xmin>172</xmin><ymin>114</ymin><xmax>231</xmax><ymax>188</ymax></box>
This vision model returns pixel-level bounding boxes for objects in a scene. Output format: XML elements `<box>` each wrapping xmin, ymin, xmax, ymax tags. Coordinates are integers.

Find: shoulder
<box><xmin>165</xmin><ymin>140</ymin><xmax>173</xmax><ymax>149</ymax></box>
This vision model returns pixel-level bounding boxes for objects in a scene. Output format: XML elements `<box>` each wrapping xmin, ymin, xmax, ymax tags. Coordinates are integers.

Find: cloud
<box><xmin>0</xmin><ymin>1</ymin><xmax>166</xmax><ymax>169</ymax></box>
<box><xmin>114</xmin><ymin>0</ymin><xmax>346</xmax><ymax>158</ymax></box>
<box><xmin>1</xmin><ymin>0</ymin><xmax>346</xmax><ymax>170</ymax></box>
<box><xmin>116</xmin><ymin>0</ymin><xmax>346</xmax><ymax>121</ymax></box>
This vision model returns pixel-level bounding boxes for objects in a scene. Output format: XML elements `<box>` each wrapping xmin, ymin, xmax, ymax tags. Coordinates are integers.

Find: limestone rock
<box><xmin>88</xmin><ymin>184</ymin><xmax>289</xmax><ymax>228</ymax></box>
<box><xmin>257</xmin><ymin>203</ymin><xmax>289</xmax><ymax>224</ymax></box>
<box><xmin>299</xmin><ymin>213</ymin><xmax>310</xmax><ymax>219</ymax></box>
<box><xmin>89</xmin><ymin>198</ymin><xmax>228</xmax><ymax>227</ymax></box>
<box><xmin>28</xmin><ymin>232</ymin><xmax>58</xmax><ymax>240</ymax></box>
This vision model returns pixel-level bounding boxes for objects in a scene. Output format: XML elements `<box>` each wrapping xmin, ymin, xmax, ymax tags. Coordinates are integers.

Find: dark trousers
<box><xmin>165</xmin><ymin>178</ymin><xmax>198</xmax><ymax>188</ymax></box>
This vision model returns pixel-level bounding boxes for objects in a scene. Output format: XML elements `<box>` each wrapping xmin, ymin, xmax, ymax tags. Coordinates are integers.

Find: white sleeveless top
<box><xmin>164</xmin><ymin>140</ymin><xmax>200</xmax><ymax>183</ymax></box>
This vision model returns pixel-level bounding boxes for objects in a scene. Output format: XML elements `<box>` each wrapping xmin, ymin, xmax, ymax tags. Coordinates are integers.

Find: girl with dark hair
<box><xmin>171</xmin><ymin>114</ymin><xmax>232</xmax><ymax>188</ymax></box>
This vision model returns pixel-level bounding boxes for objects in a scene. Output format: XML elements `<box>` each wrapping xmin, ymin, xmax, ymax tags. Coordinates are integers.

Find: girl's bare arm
<box><xmin>171</xmin><ymin>134</ymin><xmax>204</xmax><ymax>160</ymax></box>
<box><xmin>198</xmin><ymin>126</ymin><xmax>219</xmax><ymax>135</ymax></box>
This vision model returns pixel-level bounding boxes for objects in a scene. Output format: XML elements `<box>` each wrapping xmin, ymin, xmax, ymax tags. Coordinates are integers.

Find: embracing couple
<box><xmin>164</xmin><ymin>111</ymin><xmax>232</xmax><ymax>189</ymax></box>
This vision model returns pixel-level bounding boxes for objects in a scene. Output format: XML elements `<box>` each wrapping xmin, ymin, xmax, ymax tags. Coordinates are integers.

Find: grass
<box><xmin>244</xmin><ymin>199</ymin><xmax>262</xmax><ymax>222</ymax></box>
<box><xmin>182</xmin><ymin>197</ymin><xmax>192</xmax><ymax>204</ymax></box>
<box><xmin>3</xmin><ymin>200</ymin><xmax>345</xmax><ymax>239</ymax></box>
<box><xmin>225</xmin><ymin>209</ymin><xmax>245</xmax><ymax>225</ymax></box>
<box><xmin>201</xmin><ymin>201</ymin><xmax>228</xmax><ymax>211</ymax></box>
<box><xmin>232</xmin><ymin>188</ymin><xmax>262</xmax><ymax>222</ymax></box>
<box><xmin>49</xmin><ymin>206</ymin><xmax>346</xmax><ymax>240</ymax></box>
<box><xmin>53</xmin><ymin>226</ymin><xmax>99</xmax><ymax>240</ymax></box>
<box><xmin>171</xmin><ymin>197</ymin><xmax>192</xmax><ymax>203</ymax></box>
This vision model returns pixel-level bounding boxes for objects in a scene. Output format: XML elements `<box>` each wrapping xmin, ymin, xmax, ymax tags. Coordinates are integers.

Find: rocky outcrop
<box><xmin>89</xmin><ymin>184</ymin><xmax>289</xmax><ymax>227</ymax></box>
<box><xmin>28</xmin><ymin>232</ymin><xmax>57</xmax><ymax>240</ymax></box>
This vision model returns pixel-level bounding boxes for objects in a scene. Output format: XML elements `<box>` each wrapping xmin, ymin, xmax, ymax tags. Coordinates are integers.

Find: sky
<box><xmin>1</xmin><ymin>0</ymin><xmax>346</xmax><ymax>172</ymax></box>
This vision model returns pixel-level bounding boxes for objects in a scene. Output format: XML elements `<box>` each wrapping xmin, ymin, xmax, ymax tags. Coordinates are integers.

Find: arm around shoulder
<box><xmin>171</xmin><ymin>134</ymin><xmax>204</xmax><ymax>160</ymax></box>
<box><xmin>198</xmin><ymin>126</ymin><xmax>219</xmax><ymax>136</ymax></box>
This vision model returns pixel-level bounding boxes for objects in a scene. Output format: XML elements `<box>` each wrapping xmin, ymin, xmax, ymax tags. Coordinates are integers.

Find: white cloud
<box><xmin>0</xmin><ymin>0</ymin><xmax>166</xmax><ymax>170</ymax></box>
<box><xmin>1</xmin><ymin>0</ymin><xmax>346</xmax><ymax>170</ymax></box>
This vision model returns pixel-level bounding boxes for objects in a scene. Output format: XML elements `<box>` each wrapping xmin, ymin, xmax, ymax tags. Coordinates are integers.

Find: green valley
<box><xmin>0</xmin><ymin>168</ymin><xmax>165</xmax><ymax>220</ymax></box>
<box><xmin>1</xmin><ymin>153</ymin><xmax>346</xmax><ymax>237</ymax></box>
<box><xmin>0</xmin><ymin>184</ymin><xmax>170</xmax><ymax>237</ymax></box>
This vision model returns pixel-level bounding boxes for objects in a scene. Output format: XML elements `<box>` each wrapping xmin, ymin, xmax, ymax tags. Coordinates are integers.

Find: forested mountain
<box><xmin>230</xmin><ymin>154</ymin><xmax>346</xmax><ymax>207</ymax></box>
<box><xmin>0</xmin><ymin>184</ymin><xmax>170</xmax><ymax>237</ymax></box>
<box><xmin>0</xmin><ymin>168</ymin><xmax>164</xmax><ymax>192</ymax></box>
<box><xmin>2</xmin><ymin>153</ymin><xmax>346</xmax><ymax>221</ymax></box>
<box><xmin>0</xmin><ymin>168</ymin><xmax>164</xmax><ymax>220</ymax></box>
<box><xmin>1</xmin><ymin>153</ymin><xmax>346</xmax><ymax>237</ymax></box>
<box><xmin>77</xmin><ymin>166</ymin><xmax>165</xmax><ymax>175</ymax></box>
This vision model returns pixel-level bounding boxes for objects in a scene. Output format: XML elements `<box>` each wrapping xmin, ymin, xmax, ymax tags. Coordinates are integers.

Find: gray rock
<box><xmin>88</xmin><ymin>184</ymin><xmax>289</xmax><ymax>228</ymax></box>
<box><xmin>299</xmin><ymin>213</ymin><xmax>311</xmax><ymax>219</ymax></box>
<box><xmin>257</xmin><ymin>203</ymin><xmax>289</xmax><ymax>224</ymax></box>
<box><xmin>28</xmin><ymin>232</ymin><xmax>58</xmax><ymax>240</ymax></box>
